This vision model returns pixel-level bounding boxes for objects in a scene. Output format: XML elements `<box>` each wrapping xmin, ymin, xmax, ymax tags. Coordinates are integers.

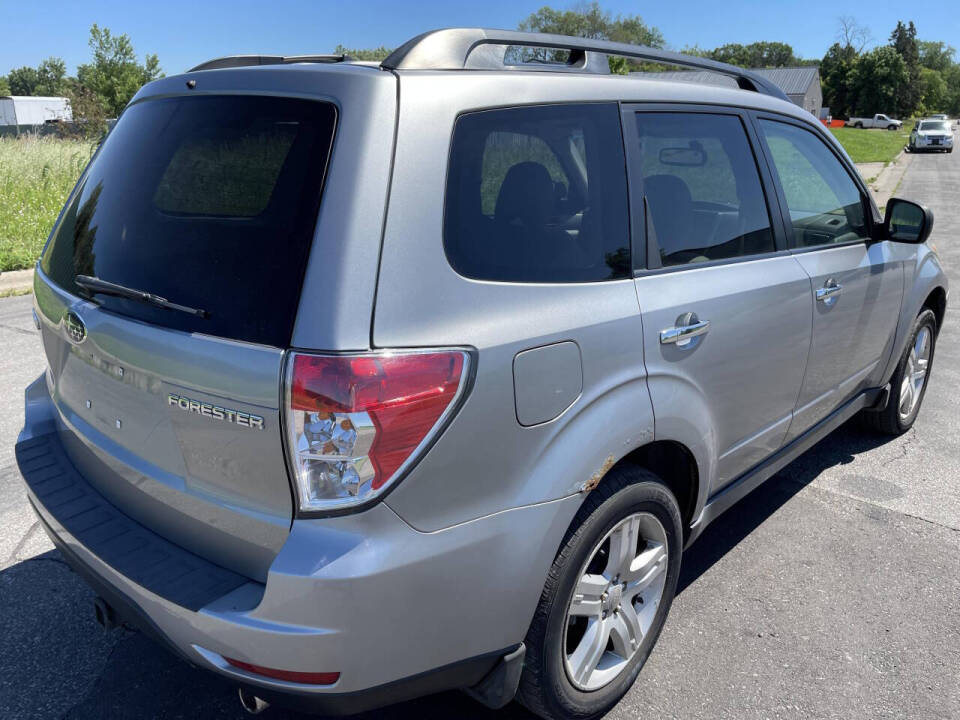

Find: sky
<box><xmin>1</xmin><ymin>0</ymin><xmax>957</xmax><ymax>77</ymax></box>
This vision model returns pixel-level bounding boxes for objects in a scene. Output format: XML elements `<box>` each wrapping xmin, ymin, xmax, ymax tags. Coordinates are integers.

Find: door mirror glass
<box><xmin>884</xmin><ymin>198</ymin><xmax>933</xmax><ymax>243</ymax></box>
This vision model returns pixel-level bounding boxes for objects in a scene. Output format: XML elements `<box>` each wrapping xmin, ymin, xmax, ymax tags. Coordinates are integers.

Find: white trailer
<box><xmin>0</xmin><ymin>96</ymin><xmax>72</xmax><ymax>126</ymax></box>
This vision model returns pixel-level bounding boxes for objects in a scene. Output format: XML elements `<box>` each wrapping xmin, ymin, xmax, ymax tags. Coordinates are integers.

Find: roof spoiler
<box><xmin>381</xmin><ymin>28</ymin><xmax>789</xmax><ymax>101</ymax></box>
<box><xmin>189</xmin><ymin>54</ymin><xmax>351</xmax><ymax>72</ymax></box>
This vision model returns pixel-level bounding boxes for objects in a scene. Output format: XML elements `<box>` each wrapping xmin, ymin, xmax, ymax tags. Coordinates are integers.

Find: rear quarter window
<box><xmin>444</xmin><ymin>103</ymin><xmax>630</xmax><ymax>283</ymax></box>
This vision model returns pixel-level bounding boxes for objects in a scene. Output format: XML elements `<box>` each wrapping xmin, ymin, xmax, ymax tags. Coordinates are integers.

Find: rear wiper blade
<box><xmin>75</xmin><ymin>275</ymin><xmax>209</xmax><ymax>318</ymax></box>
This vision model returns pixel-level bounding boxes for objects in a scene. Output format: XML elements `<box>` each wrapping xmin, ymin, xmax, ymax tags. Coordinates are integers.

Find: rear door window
<box><xmin>41</xmin><ymin>95</ymin><xmax>336</xmax><ymax>347</ymax></box>
<box><xmin>444</xmin><ymin>103</ymin><xmax>630</xmax><ymax>283</ymax></box>
<box><xmin>630</xmin><ymin>112</ymin><xmax>776</xmax><ymax>268</ymax></box>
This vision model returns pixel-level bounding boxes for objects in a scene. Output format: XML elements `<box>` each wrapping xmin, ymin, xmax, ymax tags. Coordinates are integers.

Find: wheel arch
<box><xmin>922</xmin><ymin>285</ymin><xmax>947</xmax><ymax>335</ymax></box>
<box><xmin>588</xmin><ymin>439</ymin><xmax>701</xmax><ymax>538</ymax></box>
<box><xmin>880</xmin><ymin>248</ymin><xmax>949</xmax><ymax>385</ymax></box>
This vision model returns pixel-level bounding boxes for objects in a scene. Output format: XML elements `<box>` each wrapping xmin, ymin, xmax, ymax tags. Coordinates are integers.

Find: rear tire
<box><xmin>862</xmin><ymin>309</ymin><xmax>937</xmax><ymax>435</ymax></box>
<box><xmin>855</xmin><ymin>122</ymin><xmax>863</xmax><ymax>128</ymax></box>
<box><xmin>517</xmin><ymin>468</ymin><xmax>682</xmax><ymax>720</ymax></box>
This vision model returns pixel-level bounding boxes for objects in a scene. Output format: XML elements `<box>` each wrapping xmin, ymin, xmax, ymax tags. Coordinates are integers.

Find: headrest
<box><xmin>494</xmin><ymin>161</ymin><xmax>556</xmax><ymax>228</ymax></box>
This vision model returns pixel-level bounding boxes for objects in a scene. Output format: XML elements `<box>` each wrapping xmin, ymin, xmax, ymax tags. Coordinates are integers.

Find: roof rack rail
<box><xmin>381</xmin><ymin>28</ymin><xmax>789</xmax><ymax>101</ymax></box>
<box><xmin>189</xmin><ymin>54</ymin><xmax>351</xmax><ymax>73</ymax></box>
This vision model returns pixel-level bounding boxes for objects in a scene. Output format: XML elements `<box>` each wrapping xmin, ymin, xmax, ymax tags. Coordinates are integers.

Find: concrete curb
<box><xmin>0</xmin><ymin>268</ymin><xmax>35</xmax><ymax>295</ymax></box>
<box><xmin>859</xmin><ymin>149</ymin><xmax>912</xmax><ymax>211</ymax></box>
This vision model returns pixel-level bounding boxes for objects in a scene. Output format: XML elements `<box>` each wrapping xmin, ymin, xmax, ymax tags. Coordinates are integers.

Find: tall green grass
<box><xmin>0</xmin><ymin>136</ymin><xmax>95</xmax><ymax>272</ymax></box>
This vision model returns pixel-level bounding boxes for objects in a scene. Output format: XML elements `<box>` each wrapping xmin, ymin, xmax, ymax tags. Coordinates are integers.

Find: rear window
<box><xmin>444</xmin><ymin>103</ymin><xmax>630</xmax><ymax>283</ymax></box>
<box><xmin>41</xmin><ymin>95</ymin><xmax>336</xmax><ymax>347</ymax></box>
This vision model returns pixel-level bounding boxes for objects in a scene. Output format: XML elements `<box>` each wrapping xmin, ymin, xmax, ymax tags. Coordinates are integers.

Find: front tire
<box><xmin>863</xmin><ymin>309</ymin><xmax>937</xmax><ymax>435</ymax></box>
<box><xmin>517</xmin><ymin>468</ymin><xmax>682</xmax><ymax>720</ymax></box>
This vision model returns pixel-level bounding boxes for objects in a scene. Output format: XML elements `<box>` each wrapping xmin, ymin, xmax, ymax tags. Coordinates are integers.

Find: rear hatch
<box><xmin>33</xmin><ymin>90</ymin><xmax>338</xmax><ymax>581</ymax></box>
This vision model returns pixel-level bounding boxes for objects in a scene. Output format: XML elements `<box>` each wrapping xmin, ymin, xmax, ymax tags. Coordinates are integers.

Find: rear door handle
<box><xmin>816</xmin><ymin>281</ymin><xmax>843</xmax><ymax>304</ymax></box>
<box><xmin>660</xmin><ymin>318</ymin><xmax>710</xmax><ymax>346</ymax></box>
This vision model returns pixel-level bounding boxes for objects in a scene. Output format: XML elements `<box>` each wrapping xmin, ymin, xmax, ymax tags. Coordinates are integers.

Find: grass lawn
<box><xmin>829</xmin><ymin>125</ymin><xmax>911</xmax><ymax>164</ymax></box>
<box><xmin>0</xmin><ymin>136</ymin><xmax>95</xmax><ymax>272</ymax></box>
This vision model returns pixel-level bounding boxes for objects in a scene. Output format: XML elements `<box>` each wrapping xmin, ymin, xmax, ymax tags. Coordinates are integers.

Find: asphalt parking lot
<box><xmin>1</xmin><ymin>146</ymin><xmax>958</xmax><ymax>719</ymax></box>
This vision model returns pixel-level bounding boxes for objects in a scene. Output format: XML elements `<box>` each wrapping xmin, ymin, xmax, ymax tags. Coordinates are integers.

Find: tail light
<box><xmin>284</xmin><ymin>349</ymin><xmax>469</xmax><ymax>512</ymax></box>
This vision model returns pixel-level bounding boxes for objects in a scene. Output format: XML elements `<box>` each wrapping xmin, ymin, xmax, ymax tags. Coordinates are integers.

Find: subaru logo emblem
<box><xmin>64</xmin><ymin>311</ymin><xmax>86</xmax><ymax>344</ymax></box>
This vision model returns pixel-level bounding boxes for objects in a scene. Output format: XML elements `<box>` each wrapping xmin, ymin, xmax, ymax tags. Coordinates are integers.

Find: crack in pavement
<box><xmin>0</xmin><ymin>322</ymin><xmax>37</xmax><ymax>337</ymax></box>
<box><xmin>882</xmin><ymin>428</ymin><xmax>918</xmax><ymax>467</ymax></box>
<box><xmin>5</xmin><ymin>520</ymin><xmax>40</xmax><ymax>566</ymax></box>
<box><xmin>796</xmin><ymin>479</ymin><xmax>960</xmax><ymax>534</ymax></box>
<box><xmin>57</xmin><ymin>628</ymin><xmax>132</xmax><ymax>720</ymax></box>
<box><xmin>19</xmin><ymin>554</ymin><xmax>70</xmax><ymax>570</ymax></box>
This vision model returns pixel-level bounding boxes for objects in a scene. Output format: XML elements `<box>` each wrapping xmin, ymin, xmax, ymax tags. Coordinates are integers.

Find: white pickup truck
<box><xmin>847</xmin><ymin>113</ymin><xmax>902</xmax><ymax>130</ymax></box>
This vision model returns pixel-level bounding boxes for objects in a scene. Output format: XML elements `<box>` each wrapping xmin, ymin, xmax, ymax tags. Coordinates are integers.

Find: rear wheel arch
<box><xmin>589</xmin><ymin>440</ymin><xmax>700</xmax><ymax>536</ymax></box>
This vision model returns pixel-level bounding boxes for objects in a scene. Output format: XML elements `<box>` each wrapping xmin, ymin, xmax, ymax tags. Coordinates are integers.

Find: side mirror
<box><xmin>883</xmin><ymin>198</ymin><xmax>934</xmax><ymax>244</ymax></box>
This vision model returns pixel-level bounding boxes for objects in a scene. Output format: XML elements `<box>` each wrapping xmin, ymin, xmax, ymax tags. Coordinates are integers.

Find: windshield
<box><xmin>919</xmin><ymin>121</ymin><xmax>949</xmax><ymax>132</ymax></box>
<box><xmin>40</xmin><ymin>94</ymin><xmax>337</xmax><ymax>347</ymax></box>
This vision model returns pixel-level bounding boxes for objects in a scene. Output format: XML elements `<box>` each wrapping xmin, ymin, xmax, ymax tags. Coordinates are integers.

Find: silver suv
<box><xmin>17</xmin><ymin>29</ymin><xmax>948</xmax><ymax>719</ymax></box>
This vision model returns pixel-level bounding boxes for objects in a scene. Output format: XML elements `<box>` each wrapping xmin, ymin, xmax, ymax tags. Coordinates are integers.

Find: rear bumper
<box><xmin>18</xmin><ymin>374</ymin><xmax>580</xmax><ymax>711</ymax></box>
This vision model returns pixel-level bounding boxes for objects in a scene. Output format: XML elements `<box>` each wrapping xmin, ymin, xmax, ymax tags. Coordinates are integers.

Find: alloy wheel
<box><xmin>899</xmin><ymin>326</ymin><xmax>931</xmax><ymax>421</ymax></box>
<box><xmin>563</xmin><ymin>512</ymin><xmax>669</xmax><ymax>691</ymax></box>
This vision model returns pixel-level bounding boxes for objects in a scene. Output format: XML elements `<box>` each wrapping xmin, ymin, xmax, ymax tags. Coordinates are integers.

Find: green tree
<box><xmin>918</xmin><ymin>66</ymin><xmax>947</xmax><ymax>113</ymax></box>
<box><xmin>889</xmin><ymin>20</ymin><xmax>921</xmax><ymax>116</ymax></box>
<box><xmin>820</xmin><ymin>42</ymin><xmax>858</xmax><ymax>118</ymax></box>
<box><xmin>76</xmin><ymin>24</ymin><xmax>163</xmax><ymax>116</ymax></box>
<box><xmin>709</xmin><ymin>41</ymin><xmax>798</xmax><ymax>68</ymax></box>
<box><xmin>0</xmin><ymin>75</ymin><xmax>9</xmax><ymax>95</ymax></box>
<box><xmin>942</xmin><ymin>64</ymin><xmax>960</xmax><ymax>116</ymax></box>
<box><xmin>35</xmin><ymin>57</ymin><xmax>68</xmax><ymax>95</ymax></box>
<box><xmin>61</xmin><ymin>80</ymin><xmax>109</xmax><ymax>140</ymax></box>
<box><xmin>849</xmin><ymin>46</ymin><xmax>909</xmax><ymax>116</ymax></box>
<box><xmin>3</xmin><ymin>58</ymin><xmax>68</xmax><ymax>96</ymax></box>
<box><xmin>918</xmin><ymin>40</ymin><xmax>955</xmax><ymax>73</ymax></box>
<box><xmin>7</xmin><ymin>66</ymin><xmax>39</xmax><ymax>95</ymax></box>
<box><xmin>517</xmin><ymin>2</ymin><xmax>663</xmax><ymax>73</ymax></box>
<box><xmin>332</xmin><ymin>44</ymin><xmax>393</xmax><ymax>61</ymax></box>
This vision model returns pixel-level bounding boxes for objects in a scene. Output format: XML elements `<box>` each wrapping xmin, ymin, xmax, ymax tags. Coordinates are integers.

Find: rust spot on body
<box><xmin>581</xmin><ymin>455</ymin><xmax>616</xmax><ymax>493</ymax></box>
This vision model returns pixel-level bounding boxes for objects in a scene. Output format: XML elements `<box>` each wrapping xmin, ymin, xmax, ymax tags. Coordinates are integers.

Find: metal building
<box><xmin>0</xmin><ymin>96</ymin><xmax>72</xmax><ymax>126</ymax></box>
<box><xmin>637</xmin><ymin>66</ymin><xmax>822</xmax><ymax>117</ymax></box>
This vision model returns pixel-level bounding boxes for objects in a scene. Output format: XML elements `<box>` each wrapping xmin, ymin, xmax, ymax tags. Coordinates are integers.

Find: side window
<box><xmin>632</xmin><ymin>112</ymin><xmax>775</xmax><ymax>268</ymax></box>
<box><xmin>444</xmin><ymin>103</ymin><xmax>630</xmax><ymax>283</ymax></box>
<box><xmin>758</xmin><ymin>119</ymin><xmax>869</xmax><ymax>248</ymax></box>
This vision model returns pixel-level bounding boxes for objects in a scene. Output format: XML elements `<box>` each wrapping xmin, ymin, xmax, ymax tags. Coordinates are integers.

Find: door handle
<box><xmin>816</xmin><ymin>281</ymin><xmax>843</xmax><ymax>304</ymax></box>
<box><xmin>660</xmin><ymin>318</ymin><xmax>710</xmax><ymax>346</ymax></box>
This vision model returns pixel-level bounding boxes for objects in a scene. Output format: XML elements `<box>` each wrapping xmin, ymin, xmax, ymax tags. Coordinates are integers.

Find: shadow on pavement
<box><xmin>678</xmin><ymin>419</ymin><xmax>893</xmax><ymax>594</ymax></box>
<box><xmin>1</xmin><ymin>420</ymin><xmax>893</xmax><ymax>720</ymax></box>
